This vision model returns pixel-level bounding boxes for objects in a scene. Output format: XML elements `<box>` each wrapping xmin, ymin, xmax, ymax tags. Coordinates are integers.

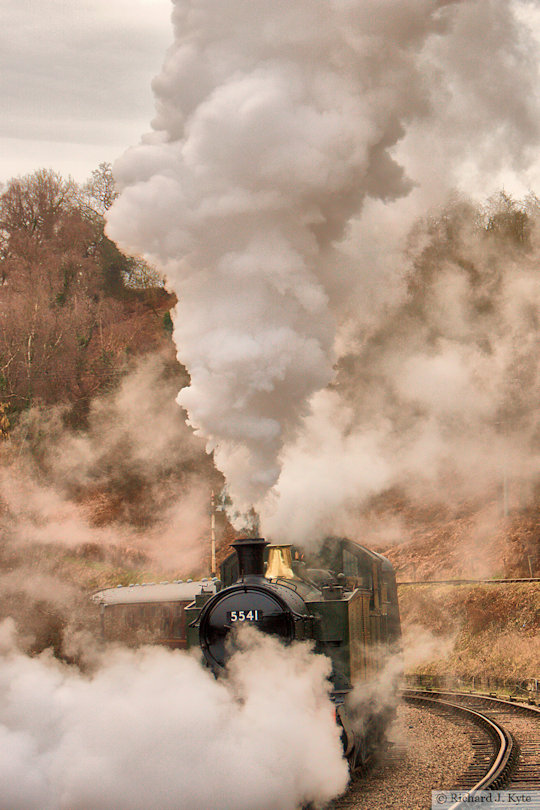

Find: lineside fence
<box><xmin>404</xmin><ymin>673</ymin><xmax>540</xmax><ymax>703</ymax></box>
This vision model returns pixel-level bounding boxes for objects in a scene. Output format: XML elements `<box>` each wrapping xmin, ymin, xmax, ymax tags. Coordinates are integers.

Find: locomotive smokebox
<box><xmin>232</xmin><ymin>537</ymin><xmax>268</xmax><ymax>578</ymax></box>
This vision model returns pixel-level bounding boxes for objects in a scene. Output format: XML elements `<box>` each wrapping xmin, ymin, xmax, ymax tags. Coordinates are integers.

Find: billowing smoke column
<box><xmin>106</xmin><ymin>0</ymin><xmax>441</xmax><ymax>509</ymax></box>
<box><xmin>107</xmin><ymin>0</ymin><xmax>540</xmax><ymax>526</ymax></box>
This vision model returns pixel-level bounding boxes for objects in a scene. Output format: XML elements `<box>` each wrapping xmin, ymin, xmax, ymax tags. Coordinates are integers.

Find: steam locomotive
<box><xmin>93</xmin><ymin>536</ymin><xmax>401</xmax><ymax>771</ymax></box>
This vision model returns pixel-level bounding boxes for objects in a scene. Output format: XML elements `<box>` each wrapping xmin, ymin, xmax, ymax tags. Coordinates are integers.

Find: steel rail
<box><xmin>397</xmin><ymin>578</ymin><xmax>540</xmax><ymax>586</ymax></box>
<box><xmin>404</xmin><ymin>687</ymin><xmax>540</xmax><ymax>714</ymax></box>
<box><xmin>403</xmin><ymin>690</ymin><xmax>515</xmax><ymax>810</ymax></box>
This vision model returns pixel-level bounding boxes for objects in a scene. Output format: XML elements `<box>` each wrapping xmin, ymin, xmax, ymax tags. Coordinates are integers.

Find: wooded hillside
<box><xmin>0</xmin><ymin>165</ymin><xmax>172</xmax><ymax>427</ymax></box>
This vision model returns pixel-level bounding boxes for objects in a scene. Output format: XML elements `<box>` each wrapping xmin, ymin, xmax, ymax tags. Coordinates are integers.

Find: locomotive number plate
<box><xmin>227</xmin><ymin>610</ymin><xmax>263</xmax><ymax>622</ymax></box>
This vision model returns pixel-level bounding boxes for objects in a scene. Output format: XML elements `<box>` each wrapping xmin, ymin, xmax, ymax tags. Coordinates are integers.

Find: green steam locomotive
<box><xmin>93</xmin><ymin>536</ymin><xmax>401</xmax><ymax>770</ymax></box>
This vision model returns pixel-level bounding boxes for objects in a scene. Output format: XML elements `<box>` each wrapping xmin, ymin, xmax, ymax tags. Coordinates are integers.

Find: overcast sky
<box><xmin>0</xmin><ymin>0</ymin><xmax>172</xmax><ymax>185</ymax></box>
<box><xmin>2</xmin><ymin>1</ymin><xmax>540</xmax><ymax>194</ymax></box>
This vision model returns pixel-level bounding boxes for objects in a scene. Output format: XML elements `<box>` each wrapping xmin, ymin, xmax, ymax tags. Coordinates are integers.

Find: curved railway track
<box><xmin>331</xmin><ymin>689</ymin><xmax>539</xmax><ymax>809</ymax></box>
<box><xmin>404</xmin><ymin>689</ymin><xmax>540</xmax><ymax>797</ymax></box>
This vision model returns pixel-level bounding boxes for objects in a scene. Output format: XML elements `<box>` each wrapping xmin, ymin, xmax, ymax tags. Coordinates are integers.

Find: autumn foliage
<box><xmin>0</xmin><ymin>167</ymin><xmax>172</xmax><ymax>425</ymax></box>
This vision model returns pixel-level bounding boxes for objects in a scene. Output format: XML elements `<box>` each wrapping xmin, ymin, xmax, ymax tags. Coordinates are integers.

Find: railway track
<box><xmin>331</xmin><ymin>689</ymin><xmax>539</xmax><ymax>809</ymax></box>
<box><xmin>404</xmin><ymin>689</ymin><xmax>540</xmax><ymax>797</ymax></box>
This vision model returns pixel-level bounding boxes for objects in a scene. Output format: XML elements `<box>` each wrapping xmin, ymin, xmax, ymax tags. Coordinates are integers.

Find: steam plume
<box><xmin>1</xmin><ymin>353</ymin><xmax>217</xmax><ymax>569</ymax></box>
<box><xmin>262</xmin><ymin>195</ymin><xmax>540</xmax><ymax>545</ymax></box>
<box><xmin>106</xmin><ymin>1</ymin><xmax>540</xmax><ymax>529</ymax></box>
<box><xmin>0</xmin><ymin>623</ymin><xmax>348</xmax><ymax>810</ymax></box>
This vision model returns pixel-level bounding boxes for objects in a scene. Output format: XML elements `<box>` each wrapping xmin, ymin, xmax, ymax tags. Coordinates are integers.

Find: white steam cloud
<box><xmin>106</xmin><ymin>1</ymin><xmax>540</xmax><ymax>531</ymax></box>
<box><xmin>1</xmin><ymin>353</ymin><xmax>217</xmax><ymax>570</ymax></box>
<box><xmin>263</xmin><ymin>196</ymin><xmax>540</xmax><ymax>544</ymax></box>
<box><xmin>0</xmin><ymin>621</ymin><xmax>348</xmax><ymax>810</ymax></box>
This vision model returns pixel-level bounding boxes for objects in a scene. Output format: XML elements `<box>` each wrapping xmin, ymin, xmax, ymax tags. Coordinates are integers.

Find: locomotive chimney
<box><xmin>232</xmin><ymin>537</ymin><xmax>268</xmax><ymax>578</ymax></box>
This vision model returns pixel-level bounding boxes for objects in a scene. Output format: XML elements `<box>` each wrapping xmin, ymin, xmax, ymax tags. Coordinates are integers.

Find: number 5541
<box><xmin>229</xmin><ymin>610</ymin><xmax>260</xmax><ymax>622</ymax></box>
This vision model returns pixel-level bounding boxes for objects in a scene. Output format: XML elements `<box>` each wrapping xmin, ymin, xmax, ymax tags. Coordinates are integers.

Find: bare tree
<box><xmin>82</xmin><ymin>162</ymin><xmax>118</xmax><ymax>216</ymax></box>
<box><xmin>0</xmin><ymin>170</ymin><xmax>77</xmax><ymax>253</ymax></box>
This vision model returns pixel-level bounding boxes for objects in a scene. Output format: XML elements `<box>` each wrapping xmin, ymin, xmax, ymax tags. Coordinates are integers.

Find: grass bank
<box><xmin>399</xmin><ymin>582</ymin><xmax>540</xmax><ymax>682</ymax></box>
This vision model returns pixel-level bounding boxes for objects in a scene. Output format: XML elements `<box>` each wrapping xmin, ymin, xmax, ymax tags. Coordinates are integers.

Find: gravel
<box><xmin>329</xmin><ymin>702</ymin><xmax>476</xmax><ymax>810</ymax></box>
